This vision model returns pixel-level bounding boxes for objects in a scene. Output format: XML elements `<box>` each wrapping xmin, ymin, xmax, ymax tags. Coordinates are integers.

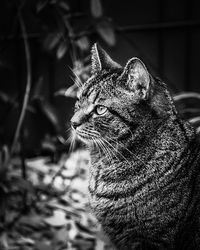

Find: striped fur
<box><xmin>71</xmin><ymin>45</ymin><xmax>200</xmax><ymax>249</ymax></box>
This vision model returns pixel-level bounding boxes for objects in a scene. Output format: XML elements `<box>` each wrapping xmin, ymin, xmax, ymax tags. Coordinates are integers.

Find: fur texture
<box><xmin>71</xmin><ymin>43</ymin><xmax>200</xmax><ymax>249</ymax></box>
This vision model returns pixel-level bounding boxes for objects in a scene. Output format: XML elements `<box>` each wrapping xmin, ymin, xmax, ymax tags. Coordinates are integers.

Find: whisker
<box><xmin>101</xmin><ymin>137</ymin><xmax>127</xmax><ymax>165</ymax></box>
<box><xmin>83</xmin><ymin>127</ymin><xmax>101</xmax><ymax>137</ymax></box>
<box><xmin>101</xmin><ymin>137</ymin><xmax>138</xmax><ymax>170</ymax></box>
<box><xmin>70</xmin><ymin>66</ymin><xmax>84</xmax><ymax>87</ymax></box>
<box><xmin>68</xmin><ymin>65</ymin><xmax>83</xmax><ymax>88</ymax></box>
<box><xmin>106</xmin><ymin>136</ymin><xmax>147</xmax><ymax>168</ymax></box>
<box><xmin>69</xmin><ymin>74</ymin><xmax>82</xmax><ymax>88</ymax></box>
<box><xmin>69</xmin><ymin>129</ymin><xmax>76</xmax><ymax>153</ymax></box>
<box><xmin>97</xmin><ymin>138</ymin><xmax>113</xmax><ymax>163</ymax></box>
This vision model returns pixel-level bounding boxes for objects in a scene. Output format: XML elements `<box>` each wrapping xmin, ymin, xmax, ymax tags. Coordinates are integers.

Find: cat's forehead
<box><xmin>78</xmin><ymin>71</ymin><xmax>119</xmax><ymax>101</ymax></box>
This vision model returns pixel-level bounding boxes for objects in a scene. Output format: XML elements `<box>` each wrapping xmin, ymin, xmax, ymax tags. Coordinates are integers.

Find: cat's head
<box><xmin>70</xmin><ymin>43</ymin><xmax>176</xmax><ymax>147</ymax></box>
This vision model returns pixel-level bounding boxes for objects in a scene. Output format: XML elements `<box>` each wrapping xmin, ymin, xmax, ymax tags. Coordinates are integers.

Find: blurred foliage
<box><xmin>0</xmin><ymin>149</ymin><xmax>114</xmax><ymax>250</ymax></box>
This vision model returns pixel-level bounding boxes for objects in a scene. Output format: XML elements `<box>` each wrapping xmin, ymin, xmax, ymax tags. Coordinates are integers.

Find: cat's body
<box><xmin>89</xmin><ymin>116</ymin><xmax>200</xmax><ymax>249</ymax></box>
<box><xmin>71</xmin><ymin>44</ymin><xmax>200</xmax><ymax>249</ymax></box>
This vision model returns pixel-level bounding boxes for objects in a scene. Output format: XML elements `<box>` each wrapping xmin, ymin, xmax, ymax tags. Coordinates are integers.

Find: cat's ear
<box><xmin>120</xmin><ymin>58</ymin><xmax>150</xmax><ymax>100</ymax></box>
<box><xmin>91</xmin><ymin>43</ymin><xmax>121</xmax><ymax>74</ymax></box>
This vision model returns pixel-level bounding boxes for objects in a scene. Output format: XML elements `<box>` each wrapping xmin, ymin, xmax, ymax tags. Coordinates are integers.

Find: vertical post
<box><xmin>185</xmin><ymin>0</ymin><xmax>192</xmax><ymax>91</ymax></box>
<box><xmin>158</xmin><ymin>0</ymin><xmax>164</xmax><ymax>77</ymax></box>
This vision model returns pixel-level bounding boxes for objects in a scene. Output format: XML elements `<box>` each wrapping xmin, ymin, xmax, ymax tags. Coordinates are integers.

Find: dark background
<box><xmin>0</xmin><ymin>0</ymin><xmax>200</xmax><ymax>155</ymax></box>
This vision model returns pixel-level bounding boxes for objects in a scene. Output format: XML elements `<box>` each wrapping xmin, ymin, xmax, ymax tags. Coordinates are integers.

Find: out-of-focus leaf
<box><xmin>67</xmin><ymin>220</ymin><xmax>79</xmax><ymax>240</ymax></box>
<box><xmin>76</xmin><ymin>36</ymin><xmax>90</xmax><ymax>51</ymax></box>
<box><xmin>75</xmin><ymin>238</ymin><xmax>94</xmax><ymax>250</ymax></box>
<box><xmin>71</xmin><ymin>177</ymin><xmax>88</xmax><ymax>194</ymax></box>
<box><xmin>0</xmin><ymin>145</ymin><xmax>10</xmax><ymax>177</ymax></box>
<box><xmin>0</xmin><ymin>91</ymin><xmax>12</xmax><ymax>104</ymax></box>
<box><xmin>44</xmin><ymin>209</ymin><xmax>68</xmax><ymax>227</ymax></box>
<box><xmin>95</xmin><ymin>239</ymin><xmax>105</xmax><ymax>250</ymax></box>
<box><xmin>16</xmin><ymin>237</ymin><xmax>35</xmax><ymax>246</ymax></box>
<box><xmin>35</xmin><ymin>241</ymin><xmax>54</xmax><ymax>250</ymax></box>
<box><xmin>0</xmin><ymin>233</ymin><xmax>9</xmax><ymax>249</ymax></box>
<box><xmin>189</xmin><ymin>116</ymin><xmax>200</xmax><ymax>124</ymax></box>
<box><xmin>54</xmin><ymin>83</ymin><xmax>78</xmax><ymax>98</ymax></box>
<box><xmin>47</xmin><ymin>200</ymin><xmax>80</xmax><ymax>217</ymax></box>
<box><xmin>57</xmin><ymin>41</ymin><xmax>68</xmax><ymax>59</ymax></box>
<box><xmin>26</xmin><ymin>157</ymin><xmax>50</xmax><ymax>174</ymax></box>
<box><xmin>43</xmin><ymin>33</ymin><xmax>61</xmax><ymax>51</ymax></box>
<box><xmin>96</xmin><ymin>21</ymin><xmax>116</xmax><ymax>46</ymax></box>
<box><xmin>32</xmin><ymin>77</ymin><xmax>43</xmax><ymax>100</ymax></box>
<box><xmin>56</xmin><ymin>227</ymin><xmax>69</xmax><ymax>242</ymax></box>
<box><xmin>173</xmin><ymin>92</ymin><xmax>200</xmax><ymax>102</ymax></box>
<box><xmin>53</xmin><ymin>176</ymin><xmax>64</xmax><ymax>190</ymax></box>
<box><xmin>19</xmin><ymin>214</ymin><xmax>44</xmax><ymax>229</ymax></box>
<box><xmin>36</xmin><ymin>0</ymin><xmax>48</xmax><ymax>12</ymax></box>
<box><xmin>11</xmin><ymin>178</ymin><xmax>34</xmax><ymax>193</ymax></box>
<box><xmin>41</xmin><ymin>140</ymin><xmax>56</xmax><ymax>153</ymax></box>
<box><xmin>90</xmin><ymin>0</ymin><xmax>103</xmax><ymax>18</ymax></box>
<box><xmin>59</xmin><ymin>1</ymin><xmax>70</xmax><ymax>11</ymax></box>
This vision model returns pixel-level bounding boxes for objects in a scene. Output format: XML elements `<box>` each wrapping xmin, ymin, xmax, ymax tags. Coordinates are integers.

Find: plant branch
<box><xmin>11</xmin><ymin>11</ymin><xmax>32</xmax><ymax>154</ymax></box>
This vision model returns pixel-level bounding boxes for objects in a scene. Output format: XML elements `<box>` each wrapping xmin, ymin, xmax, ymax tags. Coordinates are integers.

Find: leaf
<box><xmin>58</xmin><ymin>1</ymin><xmax>70</xmax><ymax>11</ymax></box>
<box><xmin>0</xmin><ymin>233</ymin><xmax>9</xmax><ymax>249</ymax></box>
<box><xmin>76</xmin><ymin>36</ymin><xmax>90</xmax><ymax>51</ymax></box>
<box><xmin>43</xmin><ymin>33</ymin><xmax>61</xmax><ymax>51</ymax></box>
<box><xmin>95</xmin><ymin>239</ymin><xmax>105</xmax><ymax>250</ymax></box>
<box><xmin>19</xmin><ymin>214</ymin><xmax>44</xmax><ymax>229</ymax></box>
<box><xmin>173</xmin><ymin>92</ymin><xmax>200</xmax><ymax>102</ymax></box>
<box><xmin>36</xmin><ymin>0</ymin><xmax>48</xmax><ymax>12</ymax></box>
<box><xmin>32</xmin><ymin>77</ymin><xmax>44</xmax><ymax>100</ymax></box>
<box><xmin>54</xmin><ymin>83</ymin><xmax>78</xmax><ymax>98</ymax></box>
<box><xmin>0</xmin><ymin>145</ymin><xmax>9</xmax><ymax>177</ymax></box>
<box><xmin>56</xmin><ymin>227</ymin><xmax>69</xmax><ymax>242</ymax></box>
<box><xmin>44</xmin><ymin>209</ymin><xmax>68</xmax><ymax>227</ymax></box>
<box><xmin>57</xmin><ymin>41</ymin><xmax>68</xmax><ymax>59</ymax></box>
<box><xmin>26</xmin><ymin>157</ymin><xmax>50</xmax><ymax>174</ymax></box>
<box><xmin>11</xmin><ymin>178</ymin><xmax>34</xmax><ymax>193</ymax></box>
<box><xmin>90</xmin><ymin>0</ymin><xmax>103</xmax><ymax>18</ymax></box>
<box><xmin>96</xmin><ymin>20</ymin><xmax>116</xmax><ymax>46</ymax></box>
<box><xmin>47</xmin><ymin>200</ymin><xmax>80</xmax><ymax>217</ymax></box>
<box><xmin>16</xmin><ymin>237</ymin><xmax>35</xmax><ymax>246</ymax></box>
<box><xmin>71</xmin><ymin>177</ymin><xmax>88</xmax><ymax>194</ymax></box>
<box><xmin>35</xmin><ymin>241</ymin><xmax>54</xmax><ymax>250</ymax></box>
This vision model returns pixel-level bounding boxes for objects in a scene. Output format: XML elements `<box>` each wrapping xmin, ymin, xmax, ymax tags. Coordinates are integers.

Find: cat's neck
<box><xmin>90</xmin><ymin>115</ymin><xmax>197</xmax><ymax>186</ymax></box>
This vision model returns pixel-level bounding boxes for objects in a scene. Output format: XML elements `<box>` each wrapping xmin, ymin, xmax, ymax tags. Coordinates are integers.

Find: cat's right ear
<box><xmin>120</xmin><ymin>58</ymin><xmax>151</xmax><ymax>100</ymax></box>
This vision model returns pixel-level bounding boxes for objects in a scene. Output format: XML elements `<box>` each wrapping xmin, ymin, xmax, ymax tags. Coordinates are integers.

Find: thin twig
<box><xmin>11</xmin><ymin>11</ymin><xmax>32</xmax><ymax>154</ymax></box>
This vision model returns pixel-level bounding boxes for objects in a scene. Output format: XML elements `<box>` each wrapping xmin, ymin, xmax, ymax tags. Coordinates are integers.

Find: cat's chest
<box><xmin>88</xmin><ymin>158</ymin><xmax>192</xmax><ymax>237</ymax></box>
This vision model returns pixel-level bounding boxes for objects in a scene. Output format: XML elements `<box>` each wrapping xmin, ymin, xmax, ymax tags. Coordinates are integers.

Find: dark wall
<box><xmin>104</xmin><ymin>0</ymin><xmax>200</xmax><ymax>92</ymax></box>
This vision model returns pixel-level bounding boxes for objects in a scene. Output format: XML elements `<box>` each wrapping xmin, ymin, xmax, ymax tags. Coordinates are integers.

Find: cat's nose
<box><xmin>70</xmin><ymin>119</ymin><xmax>81</xmax><ymax>129</ymax></box>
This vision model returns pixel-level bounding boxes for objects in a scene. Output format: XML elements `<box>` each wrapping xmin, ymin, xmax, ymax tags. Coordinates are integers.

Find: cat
<box><xmin>70</xmin><ymin>43</ymin><xmax>200</xmax><ymax>249</ymax></box>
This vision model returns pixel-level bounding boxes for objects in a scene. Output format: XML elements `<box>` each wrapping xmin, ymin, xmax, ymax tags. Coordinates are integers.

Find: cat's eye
<box><xmin>95</xmin><ymin>105</ymin><xmax>107</xmax><ymax>115</ymax></box>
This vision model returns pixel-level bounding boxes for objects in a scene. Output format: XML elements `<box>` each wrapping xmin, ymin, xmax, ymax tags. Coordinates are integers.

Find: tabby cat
<box><xmin>70</xmin><ymin>43</ymin><xmax>200</xmax><ymax>249</ymax></box>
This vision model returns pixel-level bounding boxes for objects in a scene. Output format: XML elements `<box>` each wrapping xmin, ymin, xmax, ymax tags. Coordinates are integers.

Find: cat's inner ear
<box><xmin>91</xmin><ymin>43</ymin><xmax>121</xmax><ymax>74</ymax></box>
<box><xmin>121</xmin><ymin>58</ymin><xmax>150</xmax><ymax>99</ymax></box>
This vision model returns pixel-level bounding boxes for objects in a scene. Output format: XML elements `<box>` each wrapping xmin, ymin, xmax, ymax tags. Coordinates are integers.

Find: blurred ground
<box><xmin>0</xmin><ymin>150</ymin><xmax>114</xmax><ymax>250</ymax></box>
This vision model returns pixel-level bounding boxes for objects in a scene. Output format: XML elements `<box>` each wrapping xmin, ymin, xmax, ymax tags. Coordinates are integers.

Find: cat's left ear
<box><xmin>120</xmin><ymin>58</ymin><xmax>150</xmax><ymax>100</ymax></box>
<box><xmin>91</xmin><ymin>43</ymin><xmax>121</xmax><ymax>74</ymax></box>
